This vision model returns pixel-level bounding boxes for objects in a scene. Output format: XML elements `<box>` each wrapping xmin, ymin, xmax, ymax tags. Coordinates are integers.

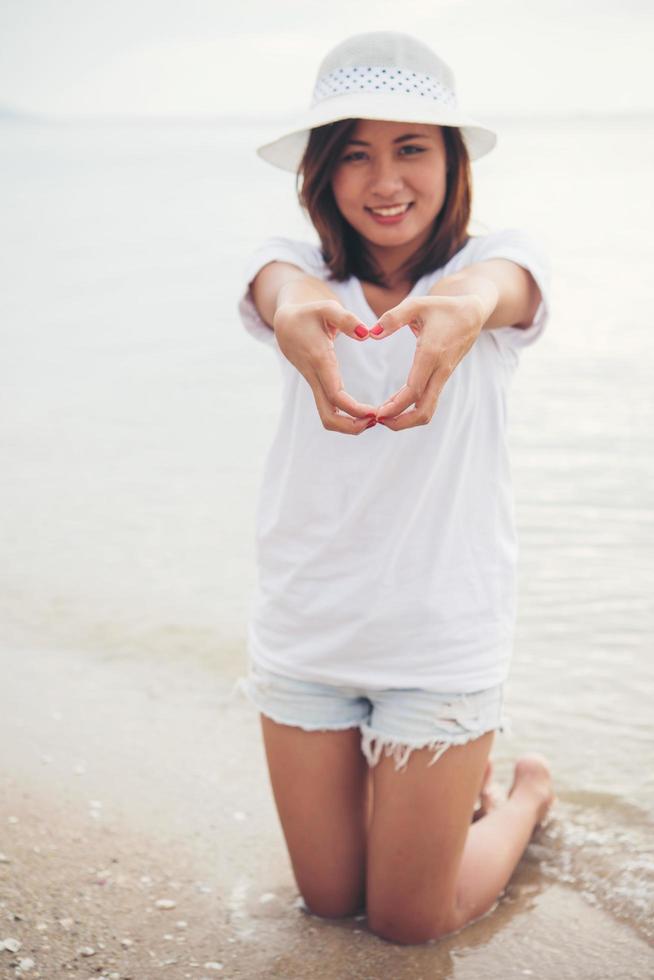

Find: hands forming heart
<box><xmin>272</xmin><ymin>293</ymin><xmax>486</xmax><ymax>435</ymax></box>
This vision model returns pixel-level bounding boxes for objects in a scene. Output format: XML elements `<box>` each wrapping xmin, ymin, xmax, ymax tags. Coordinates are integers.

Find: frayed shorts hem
<box><xmin>229</xmin><ymin>666</ymin><xmax>511</xmax><ymax>774</ymax></box>
<box><xmin>359</xmin><ymin>722</ymin><xmax>499</xmax><ymax>773</ymax></box>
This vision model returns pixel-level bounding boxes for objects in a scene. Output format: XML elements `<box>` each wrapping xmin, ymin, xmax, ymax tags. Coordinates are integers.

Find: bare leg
<box><xmin>366</xmin><ymin>767</ymin><xmax>374</xmax><ymax>832</ymax></box>
<box><xmin>367</xmin><ymin>735</ymin><xmax>555</xmax><ymax>945</ymax></box>
<box><xmin>259</xmin><ymin>715</ymin><xmax>369</xmax><ymax>918</ymax></box>
<box><xmin>472</xmin><ymin>757</ymin><xmax>506</xmax><ymax>822</ymax></box>
<box><xmin>452</xmin><ymin>754</ymin><xmax>556</xmax><ymax>930</ymax></box>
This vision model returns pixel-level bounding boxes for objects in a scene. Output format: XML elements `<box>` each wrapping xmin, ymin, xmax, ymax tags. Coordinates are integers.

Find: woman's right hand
<box><xmin>272</xmin><ymin>300</ymin><xmax>378</xmax><ymax>435</ymax></box>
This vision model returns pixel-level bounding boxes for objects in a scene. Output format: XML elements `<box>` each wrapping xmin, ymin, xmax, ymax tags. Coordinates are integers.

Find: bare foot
<box><xmin>472</xmin><ymin>758</ymin><xmax>506</xmax><ymax>822</ymax></box>
<box><xmin>508</xmin><ymin>753</ymin><xmax>556</xmax><ymax>826</ymax></box>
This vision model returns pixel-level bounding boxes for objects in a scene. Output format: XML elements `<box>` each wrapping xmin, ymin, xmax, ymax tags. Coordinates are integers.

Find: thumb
<box><xmin>369</xmin><ymin>298</ymin><xmax>415</xmax><ymax>339</ymax></box>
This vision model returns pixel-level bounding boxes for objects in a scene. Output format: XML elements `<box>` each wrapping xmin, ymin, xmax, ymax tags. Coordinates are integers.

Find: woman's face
<box><xmin>330</xmin><ymin>119</ymin><xmax>448</xmax><ymax>276</ymax></box>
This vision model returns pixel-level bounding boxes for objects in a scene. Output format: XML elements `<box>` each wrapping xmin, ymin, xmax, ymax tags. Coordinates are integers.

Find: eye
<box><xmin>340</xmin><ymin>145</ymin><xmax>426</xmax><ymax>163</ymax></box>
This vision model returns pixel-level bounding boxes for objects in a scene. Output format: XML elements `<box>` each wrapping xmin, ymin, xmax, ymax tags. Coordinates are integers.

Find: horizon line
<box><xmin>1</xmin><ymin>106</ymin><xmax>653</xmax><ymax>126</ymax></box>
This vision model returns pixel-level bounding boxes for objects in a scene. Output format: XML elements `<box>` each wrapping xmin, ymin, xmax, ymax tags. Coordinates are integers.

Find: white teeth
<box><xmin>369</xmin><ymin>203</ymin><xmax>411</xmax><ymax>216</ymax></box>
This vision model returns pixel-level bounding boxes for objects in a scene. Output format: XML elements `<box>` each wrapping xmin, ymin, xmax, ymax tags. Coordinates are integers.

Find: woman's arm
<box><xmin>427</xmin><ymin>259</ymin><xmax>542</xmax><ymax>331</ymax></box>
<box><xmin>251</xmin><ymin>262</ymin><xmax>343</xmax><ymax>329</ymax></box>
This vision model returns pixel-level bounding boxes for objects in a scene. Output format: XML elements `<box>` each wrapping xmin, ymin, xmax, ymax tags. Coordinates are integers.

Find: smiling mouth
<box><xmin>365</xmin><ymin>203</ymin><xmax>414</xmax><ymax>216</ymax></box>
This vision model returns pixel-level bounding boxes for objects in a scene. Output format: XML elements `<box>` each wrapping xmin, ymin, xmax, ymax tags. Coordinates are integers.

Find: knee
<box><xmin>302</xmin><ymin>890</ymin><xmax>365</xmax><ymax>921</ymax></box>
<box><xmin>367</xmin><ymin>909</ymin><xmax>456</xmax><ymax>946</ymax></box>
<box><xmin>367</xmin><ymin>918</ymin><xmax>436</xmax><ymax>946</ymax></box>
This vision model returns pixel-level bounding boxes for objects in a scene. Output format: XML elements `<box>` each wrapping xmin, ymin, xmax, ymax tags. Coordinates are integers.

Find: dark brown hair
<box><xmin>296</xmin><ymin>118</ymin><xmax>473</xmax><ymax>287</ymax></box>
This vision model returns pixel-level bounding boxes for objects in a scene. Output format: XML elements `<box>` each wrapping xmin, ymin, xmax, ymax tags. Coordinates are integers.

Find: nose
<box><xmin>368</xmin><ymin>155</ymin><xmax>405</xmax><ymax>199</ymax></box>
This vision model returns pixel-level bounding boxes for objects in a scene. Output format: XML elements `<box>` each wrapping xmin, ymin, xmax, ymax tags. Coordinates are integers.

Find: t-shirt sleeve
<box><xmin>237</xmin><ymin>236</ymin><xmax>326</xmax><ymax>347</ymax></box>
<box><xmin>468</xmin><ymin>227</ymin><xmax>552</xmax><ymax>354</ymax></box>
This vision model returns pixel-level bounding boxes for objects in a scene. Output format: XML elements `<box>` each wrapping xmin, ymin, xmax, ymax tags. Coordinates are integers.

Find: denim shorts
<box><xmin>230</xmin><ymin>662</ymin><xmax>511</xmax><ymax>773</ymax></box>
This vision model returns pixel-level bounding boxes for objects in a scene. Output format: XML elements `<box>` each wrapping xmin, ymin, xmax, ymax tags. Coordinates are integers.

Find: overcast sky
<box><xmin>1</xmin><ymin>0</ymin><xmax>653</xmax><ymax>119</ymax></box>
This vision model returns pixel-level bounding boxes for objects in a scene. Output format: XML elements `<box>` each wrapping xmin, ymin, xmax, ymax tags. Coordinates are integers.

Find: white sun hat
<box><xmin>256</xmin><ymin>30</ymin><xmax>498</xmax><ymax>173</ymax></box>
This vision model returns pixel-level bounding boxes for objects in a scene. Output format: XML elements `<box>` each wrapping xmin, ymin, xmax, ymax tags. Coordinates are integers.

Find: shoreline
<box><xmin>1</xmin><ymin>644</ymin><xmax>652</xmax><ymax>979</ymax></box>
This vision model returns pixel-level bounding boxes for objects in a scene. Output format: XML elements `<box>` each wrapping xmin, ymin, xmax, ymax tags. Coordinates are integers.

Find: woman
<box><xmin>234</xmin><ymin>30</ymin><xmax>556</xmax><ymax>945</ymax></box>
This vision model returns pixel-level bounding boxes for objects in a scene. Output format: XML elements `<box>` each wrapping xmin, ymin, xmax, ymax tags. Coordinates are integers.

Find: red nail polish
<box><xmin>365</xmin><ymin>419</ymin><xmax>377</xmax><ymax>429</ymax></box>
<box><xmin>355</xmin><ymin>324</ymin><xmax>368</xmax><ymax>338</ymax></box>
<box><xmin>364</xmin><ymin>413</ymin><xmax>376</xmax><ymax>419</ymax></box>
<box><xmin>371</xmin><ymin>325</ymin><xmax>384</xmax><ymax>335</ymax></box>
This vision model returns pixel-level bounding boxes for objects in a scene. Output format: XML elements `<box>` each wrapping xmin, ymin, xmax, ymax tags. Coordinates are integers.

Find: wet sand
<box><xmin>1</xmin><ymin>645</ymin><xmax>652</xmax><ymax>980</ymax></box>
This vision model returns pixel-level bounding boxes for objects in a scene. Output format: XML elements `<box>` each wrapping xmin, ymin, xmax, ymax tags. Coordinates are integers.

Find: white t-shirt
<box><xmin>237</xmin><ymin>228</ymin><xmax>551</xmax><ymax>693</ymax></box>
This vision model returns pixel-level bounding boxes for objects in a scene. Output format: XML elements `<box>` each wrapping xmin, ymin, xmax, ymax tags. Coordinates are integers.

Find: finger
<box><xmin>312</xmin><ymin>348</ymin><xmax>378</xmax><ymax>418</ymax></box>
<box><xmin>330</xmin><ymin>388</ymin><xmax>379</xmax><ymax>419</ymax></box>
<box><xmin>375</xmin><ymin>342</ymin><xmax>437</xmax><ymax>418</ymax></box>
<box><xmin>379</xmin><ymin>370</ymin><xmax>446</xmax><ymax>431</ymax></box>
<box><xmin>306</xmin><ymin>368</ymin><xmax>376</xmax><ymax>436</ymax></box>
<box><xmin>375</xmin><ymin>384</ymin><xmax>415</xmax><ymax>420</ymax></box>
<box><xmin>368</xmin><ymin>297</ymin><xmax>425</xmax><ymax>340</ymax></box>
<box><xmin>314</xmin><ymin>300</ymin><xmax>371</xmax><ymax>342</ymax></box>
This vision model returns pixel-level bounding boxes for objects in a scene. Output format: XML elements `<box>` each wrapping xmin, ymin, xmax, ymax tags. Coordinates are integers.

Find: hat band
<box><xmin>310</xmin><ymin>65</ymin><xmax>458</xmax><ymax>109</ymax></box>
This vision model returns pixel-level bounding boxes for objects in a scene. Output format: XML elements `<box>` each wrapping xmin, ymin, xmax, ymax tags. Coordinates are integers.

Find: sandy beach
<box><xmin>1</xmin><ymin>644</ymin><xmax>652</xmax><ymax>980</ymax></box>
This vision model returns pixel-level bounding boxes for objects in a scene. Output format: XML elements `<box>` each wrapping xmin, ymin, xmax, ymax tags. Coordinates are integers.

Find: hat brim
<box><xmin>255</xmin><ymin>92</ymin><xmax>497</xmax><ymax>172</ymax></box>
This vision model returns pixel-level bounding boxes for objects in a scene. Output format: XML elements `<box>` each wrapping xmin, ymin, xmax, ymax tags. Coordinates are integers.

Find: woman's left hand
<box><xmin>369</xmin><ymin>294</ymin><xmax>486</xmax><ymax>430</ymax></box>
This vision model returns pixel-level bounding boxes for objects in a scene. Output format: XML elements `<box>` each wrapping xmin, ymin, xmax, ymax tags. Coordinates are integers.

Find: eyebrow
<box><xmin>345</xmin><ymin>133</ymin><xmax>432</xmax><ymax>146</ymax></box>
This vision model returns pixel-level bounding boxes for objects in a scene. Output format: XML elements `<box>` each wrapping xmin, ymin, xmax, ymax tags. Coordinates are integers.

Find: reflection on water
<box><xmin>0</xmin><ymin>114</ymin><xmax>653</xmax><ymax>948</ymax></box>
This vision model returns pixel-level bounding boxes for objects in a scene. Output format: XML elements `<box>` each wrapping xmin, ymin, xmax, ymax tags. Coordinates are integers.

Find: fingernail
<box><xmin>365</xmin><ymin>419</ymin><xmax>377</xmax><ymax>429</ymax></box>
<box><xmin>355</xmin><ymin>324</ymin><xmax>369</xmax><ymax>338</ymax></box>
<box><xmin>370</xmin><ymin>324</ymin><xmax>384</xmax><ymax>335</ymax></box>
<box><xmin>377</xmin><ymin>416</ymin><xmax>391</xmax><ymax>423</ymax></box>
